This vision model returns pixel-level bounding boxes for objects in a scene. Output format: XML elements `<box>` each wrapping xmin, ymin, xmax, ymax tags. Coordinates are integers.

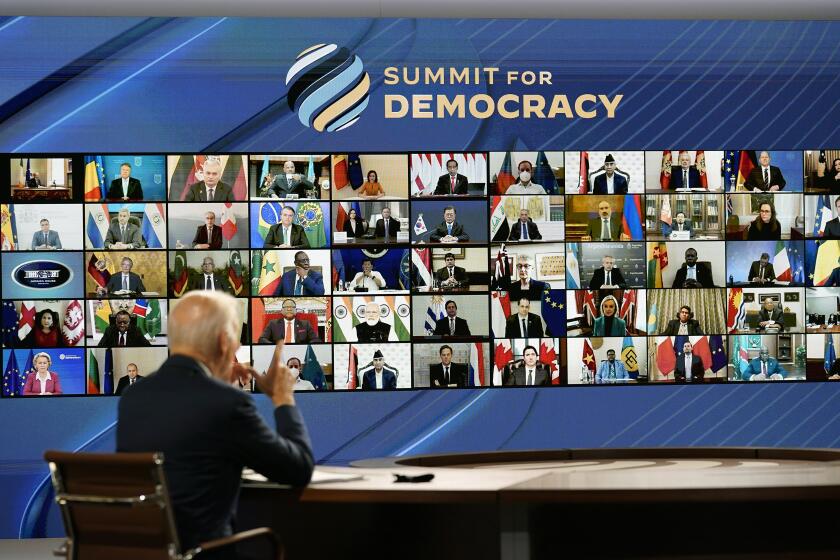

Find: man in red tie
<box><xmin>432</xmin><ymin>158</ymin><xmax>469</xmax><ymax>195</ymax></box>
<box><xmin>257</xmin><ymin>299</ymin><xmax>319</xmax><ymax>344</ymax></box>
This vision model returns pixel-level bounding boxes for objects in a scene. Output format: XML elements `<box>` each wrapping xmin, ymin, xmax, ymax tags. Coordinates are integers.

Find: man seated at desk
<box><xmin>354</xmin><ymin>302</ymin><xmax>391</xmax><ymax>342</ymax></box>
<box><xmin>105</xmin><ymin>208</ymin><xmax>145</xmax><ymax>249</ymax></box>
<box><xmin>373</xmin><ymin>207</ymin><xmax>400</xmax><ymax>240</ymax></box>
<box><xmin>672</xmin><ymin>248</ymin><xmax>714</xmax><ymax>288</ymax></box>
<box><xmin>748</xmin><ymin>253</ymin><xmax>776</xmax><ymax>285</ymax></box>
<box><xmin>430</xmin><ymin>344</ymin><xmax>467</xmax><ymax>388</ymax></box>
<box><xmin>26</xmin><ymin>172</ymin><xmax>43</xmax><ymax>188</ymax></box>
<box><xmin>506</xmin><ymin>345</ymin><xmax>550</xmax><ymax>386</ymax></box>
<box><xmin>670</xmin><ymin>153</ymin><xmax>702</xmax><ymax>190</ymax></box>
<box><xmin>433</xmin><ymin>159</ymin><xmax>469</xmax><ymax>195</ymax></box>
<box><xmin>757</xmin><ymin>297</ymin><xmax>785</xmax><ymax>331</ymax></box>
<box><xmin>264</xmin><ymin>206</ymin><xmax>310</xmax><ymax>249</ymax></box>
<box><xmin>430</xmin><ymin>206</ymin><xmax>470</xmax><ymax>243</ymax></box>
<box><xmin>192</xmin><ymin>211</ymin><xmax>223</xmax><ymax>249</ymax></box>
<box><xmin>744</xmin><ymin>346</ymin><xmax>787</xmax><ymax>380</ymax></box>
<box><xmin>595</xmin><ymin>349</ymin><xmax>629</xmax><ymax>384</ymax></box>
<box><xmin>583</xmin><ymin>200</ymin><xmax>630</xmax><ymax>241</ymax></box>
<box><xmin>258</xmin><ymin>299</ymin><xmax>319</xmax><ymax>344</ymax></box>
<box><xmin>31</xmin><ymin>218</ymin><xmax>62</xmax><ymax>250</ymax></box>
<box><xmin>434</xmin><ymin>252</ymin><xmax>469</xmax><ymax>289</ymax></box>
<box><xmin>662</xmin><ymin>305</ymin><xmax>703</xmax><ymax>335</ymax></box>
<box><xmin>99</xmin><ymin>257</ymin><xmax>146</xmax><ymax>296</ymax></box>
<box><xmin>361</xmin><ymin>349</ymin><xmax>397</xmax><ymax>390</ymax></box>
<box><xmin>504</xmin><ymin>298</ymin><xmax>544</xmax><ymax>338</ymax></box>
<box><xmin>661</xmin><ymin>211</ymin><xmax>693</xmax><ymax>238</ymax></box>
<box><xmin>588</xmin><ymin>255</ymin><xmax>627</xmax><ymax>289</ymax></box>
<box><xmin>508</xmin><ymin>208</ymin><xmax>542</xmax><ymax>241</ymax></box>
<box><xmin>433</xmin><ymin>300</ymin><xmax>472</xmax><ymax>336</ymax></box>
<box><xmin>349</xmin><ymin>258</ymin><xmax>386</xmax><ymax>291</ymax></box>
<box><xmin>187</xmin><ymin>257</ymin><xmax>230</xmax><ymax>293</ymax></box>
<box><xmin>261</xmin><ymin>160</ymin><xmax>314</xmax><ymax>199</ymax></box>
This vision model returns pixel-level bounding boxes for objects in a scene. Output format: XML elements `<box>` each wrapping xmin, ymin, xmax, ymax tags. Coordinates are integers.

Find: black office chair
<box><xmin>45</xmin><ymin>450</ymin><xmax>282</xmax><ymax>560</ymax></box>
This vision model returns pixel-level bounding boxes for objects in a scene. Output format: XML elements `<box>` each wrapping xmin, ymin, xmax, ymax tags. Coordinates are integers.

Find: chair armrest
<box><xmin>189</xmin><ymin>527</ymin><xmax>281</xmax><ymax>560</ymax></box>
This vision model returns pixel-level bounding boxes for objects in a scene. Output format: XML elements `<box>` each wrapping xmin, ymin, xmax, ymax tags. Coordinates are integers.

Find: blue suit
<box><xmin>362</xmin><ymin>368</ymin><xmax>397</xmax><ymax>390</ymax></box>
<box><xmin>30</xmin><ymin>229</ymin><xmax>62</xmax><ymax>249</ymax></box>
<box><xmin>660</xmin><ymin>221</ymin><xmax>693</xmax><ymax>238</ymax></box>
<box><xmin>745</xmin><ymin>358</ymin><xmax>787</xmax><ymax>380</ymax></box>
<box><xmin>595</xmin><ymin>359</ymin><xmax>629</xmax><ymax>384</ymax></box>
<box><xmin>824</xmin><ymin>267</ymin><xmax>840</xmax><ymax>287</ymax></box>
<box><xmin>278</xmin><ymin>269</ymin><xmax>325</xmax><ymax>296</ymax></box>
<box><xmin>592</xmin><ymin>173</ymin><xmax>628</xmax><ymax>194</ymax></box>
<box><xmin>670</xmin><ymin>166</ymin><xmax>701</xmax><ymax>189</ymax></box>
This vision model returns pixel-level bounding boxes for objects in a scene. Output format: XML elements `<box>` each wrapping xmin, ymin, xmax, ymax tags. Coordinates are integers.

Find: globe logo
<box><xmin>286</xmin><ymin>44</ymin><xmax>371</xmax><ymax>132</ymax></box>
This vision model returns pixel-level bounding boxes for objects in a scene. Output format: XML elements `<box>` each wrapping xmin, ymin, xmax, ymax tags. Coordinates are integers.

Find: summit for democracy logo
<box><xmin>286</xmin><ymin>44</ymin><xmax>371</xmax><ymax>133</ymax></box>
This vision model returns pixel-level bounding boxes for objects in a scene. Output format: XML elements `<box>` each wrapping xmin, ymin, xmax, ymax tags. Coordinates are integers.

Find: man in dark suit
<box><xmin>825</xmin><ymin>260</ymin><xmax>840</xmax><ymax>287</ymax></box>
<box><xmin>747</xmin><ymin>253</ymin><xmax>776</xmax><ymax>285</ymax></box>
<box><xmin>674</xmin><ymin>341</ymin><xmax>705</xmax><ymax>383</ymax></box>
<box><xmin>361</xmin><ymin>350</ymin><xmax>397</xmax><ymax>390</ymax></box>
<box><xmin>757</xmin><ymin>297</ymin><xmax>785</xmax><ymax>331</ymax></box>
<box><xmin>278</xmin><ymin>251</ymin><xmax>325</xmax><ymax>296</ymax></box>
<box><xmin>584</xmin><ymin>200</ymin><xmax>626</xmax><ymax>241</ymax></box>
<box><xmin>508</xmin><ymin>208</ymin><xmax>542</xmax><ymax>241</ymax></box>
<box><xmin>107</xmin><ymin>162</ymin><xmax>144</xmax><ymax>201</ymax></box>
<box><xmin>105</xmin><ymin>208</ymin><xmax>145</xmax><ymax>249</ymax></box>
<box><xmin>258</xmin><ymin>299</ymin><xmax>320</xmax><ymax>343</ymax></box>
<box><xmin>264</xmin><ymin>206</ymin><xmax>310</xmax><ymax>248</ymax></box>
<box><xmin>433</xmin><ymin>300</ymin><xmax>472</xmax><ymax>336</ymax></box>
<box><xmin>98</xmin><ymin>310</ymin><xmax>151</xmax><ymax>347</ymax></box>
<box><xmin>507</xmin><ymin>346</ymin><xmax>550</xmax><ymax>386</ymax></box>
<box><xmin>661</xmin><ymin>306</ymin><xmax>704</xmax><ymax>336</ymax></box>
<box><xmin>101</xmin><ymin>257</ymin><xmax>146</xmax><ymax>295</ymax></box>
<box><xmin>592</xmin><ymin>154</ymin><xmax>628</xmax><ymax>194</ymax></box>
<box><xmin>373</xmin><ymin>207</ymin><xmax>400</xmax><ymax>239</ymax></box>
<box><xmin>429</xmin><ymin>206</ymin><xmax>470</xmax><ymax>242</ymax></box>
<box><xmin>588</xmin><ymin>255</ymin><xmax>627</xmax><ymax>289</ymax></box>
<box><xmin>184</xmin><ymin>159</ymin><xmax>233</xmax><ymax>201</ymax></box>
<box><xmin>822</xmin><ymin>197</ymin><xmax>840</xmax><ymax>239</ymax></box>
<box><xmin>187</xmin><ymin>257</ymin><xmax>230</xmax><ymax>293</ymax></box>
<box><xmin>504</xmin><ymin>298</ymin><xmax>544</xmax><ymax>338</ymax></box>
<box><xmin>429</xmin><ymin>345</ymin><xmax>467</xmax><ymax>388</ymax></box>
<box><xmin>25</xmin><ymin>172</ymin><xmax>43</xmax><ymax>188</ymax></box>
<box><xmin>117</xmin><ymin>293</ymin><xmax>314</xmax><ymax>551</ymax></box>
<box><xmin>661</xmin><ymin>211</ymin><xmax>694</xmax><ymax>238</ymax></box>
<box><xmin>354</xmin><ymin>302</ymin><xmax>391</xmax><ymax>342</ymax></box>
<box><xmin>744</xmin><ymin>151</ymin><xmax>786</xmax><ymax>192</ymax></box>
<box><xmin>670</xmin><ymin>152</ymin><xmax>702</xmax><ymax>190</ymax></box>
<box><xmin>434</xmin><ymin>253</ymin><xmax>470</xmax><ymax>288</ymax></box>
<box><xmin>672</xmin><ymin>247</ymin><xmax>715</xmax><ymax>288</ymax></box>
<box><xmin>114</xmin><ymin>363</ymin><xmax>144</xmax><ymax>396</ymax></box>
<box><xmin>262</xmin><ymin>160</ymin><xmax>314</xmax><ymax>199</ymax></box>
<box><xmin>192</xmin><ymin>211</ymin><xmax>224</xmax><ymax>249</ymax></box>
<box><xmin>433</xmin><ymin>158</ymin><xmax>469</xmax><ymax>195</ymax></box>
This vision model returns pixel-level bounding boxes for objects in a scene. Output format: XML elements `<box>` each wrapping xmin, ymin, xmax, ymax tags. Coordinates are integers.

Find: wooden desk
<box><xmin>413</xmin><ymin>285</ymin><xmax>489</xmax><ymax>293</ymax></box>
<box><xmin>238</xmin><ymin>448</ymin><xmax>840</xmax><ymax>560</ymax></box>
<box><xmin>12</xmin><ymin>187</ymin><xmax>71</xmax><ymax>201</ymax></box>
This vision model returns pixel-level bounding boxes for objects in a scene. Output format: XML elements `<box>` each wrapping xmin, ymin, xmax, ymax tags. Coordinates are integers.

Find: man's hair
<box><xmin>120</xmin><ymin>162</ymin><xmax>132</xmax><ymax>169</ymax></box>
<box><xmin>127</xmin><ymin>362</ymin><xmax>138</xmax><ymax>370</ymax></box>
<box><xmin>121</xmin><ymin>257</ymin><xmax>133</xmax><ymax>266</ymax></box>
<box><xmin>282</xmin><ymin>206</ymin><xmax>295</xmax><ymax>216</ymax></box>
<box><xmin>760</xmin><ymin>252</ymin><xmax>770</xmax><ymax>259</ymax></box>
<box><xmin>115</xmin><ymin>309</ymin><xmax>131</xmax><ymax>320</ymax></box>
<box><xmin>203</xmin><ymin>159</ymin><xmax>222</xmax><ymax>171</ymax></box>
<box><xmin>519</xmin><ymin>297</ymin><xmax>530</xmax><ymax>306</ymax></box>
<box><xmin>522</xmin><ymin>345</ymin><xmax>537</xmax><ymax>356</ymax></box>
<box><xmin>446</xmin><ymin>158</ymin><xmax>457</xmax><ymax>167</ymax></box>
<box><xmin>443</xmin><ymin>205</ymin><xmax>456</xmax><ymax>214</ymax></box>
<box><xmin>40</xmin><ymin>218</ymin><xmax>49</xmax><ymax>224</ymax></box>
<box><xmin>169</xmin><ymin>291</ymin><xmax>240</xmax><ymax>358</ymax></box>
<box><xmin>445</xmin><ymin>300</ymin><xmax>457</xmax><ymax>309</ymax></box>
<box><xmin>444</xmin><ymin>253</ymin><xmax>455</xmax><ymax>260</ymax></box>
<box><xmin>439</xmin><ymin>345</ymin><xmax>453</xmax><ymax>355</ymax></box>
<box><xmin>362</xmin><ymin>258</ymin><xmax>373</xmax><ymax>266</ymax></box>
<box><xmin>286</xmin><ymin>357</ymin><xmax>301</xmax><ymax>367</ymax></box>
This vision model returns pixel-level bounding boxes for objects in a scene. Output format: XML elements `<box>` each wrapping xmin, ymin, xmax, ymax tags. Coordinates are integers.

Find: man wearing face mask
<box><xmin>433</xmin><ymin>158</ymin><xmax>469</xmax><ymax>195</ymax></box>
<box><xmin>263</xmin><ymin>160</ymin><xmax>314</xmax><ymax>199</ymax></box>
<box><xmin>286</xmin><ymin>357</ymin><xmax>315</xmax><ymax>391</ymax></box>
<box><xmin>745</xmin><ymin>346</ymin><xmax>787</xmax><ymax>380</ymax></box>
<box><xmin>279</xmin><ymin>251</ymin><xmax>325</xmax><ymax>296</ymax></box>
<box><xmin>592</xmin><ymin>154</ymin><xmax>628</xmax><ymax>195</ymax></box>
<box><xmin>661</xmin><ymin>211</ymin><xmax>694</xmax><ymax>238</ymax></box>
<box><xmin>505</xmin><ymin>161</ymin><xmax>546</xmax><ymax>194</ymax></box>
<box><xmin>353</xmin><ymin>302</ymin><xmax>391</xmax><ymax>342</ymax></box>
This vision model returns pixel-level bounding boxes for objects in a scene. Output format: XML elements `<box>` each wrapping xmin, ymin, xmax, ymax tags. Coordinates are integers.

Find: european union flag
<box><xmin>825</xmin><ymin>334</ymin><xmax>836</xmax><ymax>374</ymax></box>
<box><xmin>348</xmin><ymin>153</ymin><xmax>364</xmax><ymax>189</ymax></box>
<box><xmin>533</xmin><ymin>150</ymin><xmax>559</xmax><ymax>194</ymax></box>
<box><xmin>2</xmin><ymin>301</ymin><xmax>18</xmax><ymax>348</ymax></box>
<box><xmin>2</xmin><ymin>351</ymin><xmax>20</xmax><ymax>396</ymax></box>
<box><xmin>103</xmin><ymin>348</ymin><xmax>114</xmax><ymax>395</ymax></box>
<box><xmin>542</xmin><ymin>288</ymin><xmax>566</xmax><ymax>336</ymax></box>
<box><xmin>723</xmin><ymin>150</ymin><xmax>739</xmax><ymax>192</ymax></box>
<box><xmin>709</xmin><ymin>335</ymin><xmax>728</xmax><ymax>374</ymax></box>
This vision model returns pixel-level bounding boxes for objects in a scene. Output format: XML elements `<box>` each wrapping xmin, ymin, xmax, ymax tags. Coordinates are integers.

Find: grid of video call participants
<box><xmin>3</xmin><ymin>150</ymin><xmax>840</xmax><ymax>396</ymax></box>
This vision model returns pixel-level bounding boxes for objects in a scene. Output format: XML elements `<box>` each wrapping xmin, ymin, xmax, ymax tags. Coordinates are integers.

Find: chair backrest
<box><xmin>45</xmin><ymin>450</ymin><xmax>181</xmax><ymax>560</ymax></box>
